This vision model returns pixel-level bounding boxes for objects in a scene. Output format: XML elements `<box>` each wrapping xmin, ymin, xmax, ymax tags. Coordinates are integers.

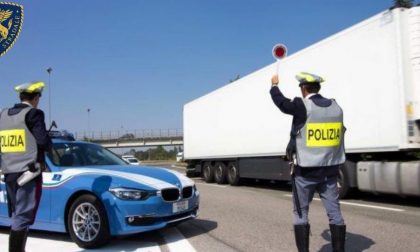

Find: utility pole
<box><xmin>46</xmin><ymin>67</ymin><xmax>53</xmax><ymax>125</ymax></box>
<box><xmin>87</xmin><ymin>108</ymin><xmax>91</xmax><ymax>139</ymax></box>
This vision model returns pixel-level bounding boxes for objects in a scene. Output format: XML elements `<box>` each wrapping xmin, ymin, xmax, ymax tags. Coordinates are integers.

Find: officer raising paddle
<box><xmin>270</xmin><ymin>73</ymin><xmax>346</xmax><ymax>252</ymax></box>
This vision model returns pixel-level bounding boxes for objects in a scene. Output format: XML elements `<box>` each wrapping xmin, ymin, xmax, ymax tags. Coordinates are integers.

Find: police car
<box><xmin>0</xmin><ymin>131</ymin><xmax>199</xmax><ymax>248</ymax></box>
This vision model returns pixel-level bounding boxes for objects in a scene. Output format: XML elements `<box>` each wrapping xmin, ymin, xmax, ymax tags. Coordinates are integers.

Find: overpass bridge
<box><xmin>74</xmin><ymin>129</ymin><xmax>183</xmax><ymax>148</ymax></box>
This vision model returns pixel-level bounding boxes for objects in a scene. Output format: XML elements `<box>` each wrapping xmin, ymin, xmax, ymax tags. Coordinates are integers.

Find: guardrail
<box><xmin>74</xmin><ymin>129</ymin><xmax>183</xmax><ymax>141</ymax></box>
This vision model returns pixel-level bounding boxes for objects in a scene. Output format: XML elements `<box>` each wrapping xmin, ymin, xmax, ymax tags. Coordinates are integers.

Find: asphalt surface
<box><xmin>1</xmin><ymin>161</ymin><xmax>420</xmax><ymax>251</ymax></box>
<box><xmin>167</xmin><ymin>162</ymin><xmax>420</xmax><ymax>252</ymax></box>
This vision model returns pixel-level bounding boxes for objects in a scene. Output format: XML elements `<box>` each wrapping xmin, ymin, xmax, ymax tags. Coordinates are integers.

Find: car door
<box><xmin>0</xmin><ymin>174</ymin><xmax>51</xmax><ymax>225</ymax></box>
<box><xmin>33</xmin><ymin>163</ymin><xmax>52</xmax><ymax>224</ymax></box>
<box><xmin>0</xmin><ymin>164</ymin><xmax>51</xmax><ymax>226</ymax></box>
<box><xmin>0</xmin><ymin>173</ymin><xmax>9</xmax><ymax>219</ymax></box>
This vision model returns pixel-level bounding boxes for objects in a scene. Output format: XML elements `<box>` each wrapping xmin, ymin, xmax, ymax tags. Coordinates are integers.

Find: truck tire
<box><xmin>227</xmin><ymin>162</ymin><xmax>240</xmax><ymax>186</ymax></box>
<box><xmin>202</xmin><ymin>162</ymin><xmax>215</xmax><ymax>183</ymax></box>
<box><xmin>338</xmin><ymin>166</ymin><xmax>350</xmax><ymax>199</ymax></box>
<box><xmin>214</xmin><ymin>162</ymin><xmax>228</xmax><ymax>184</ymax></box>
<box><xmin>186</xmin><ymin>169</ymin><xmax>196</xmax><ymax>178</ymax></box>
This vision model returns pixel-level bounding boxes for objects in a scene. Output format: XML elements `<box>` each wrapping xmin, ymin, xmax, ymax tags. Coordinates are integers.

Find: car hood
<box><xmin>57</xmin><ymin>165</ymin><xmax>194</xmax><ymax>190</ymax></box>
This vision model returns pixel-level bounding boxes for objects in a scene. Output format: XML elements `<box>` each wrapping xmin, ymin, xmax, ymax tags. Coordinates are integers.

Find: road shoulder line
<box><xmin>161</xmin><ymin>227</ymin><xmax>197</xmax><ymax>252</ymax></box>
<box><xmin>284</xmin><ymin>194</ymin><xmax>405</xmax><ymax>212</ymax></box>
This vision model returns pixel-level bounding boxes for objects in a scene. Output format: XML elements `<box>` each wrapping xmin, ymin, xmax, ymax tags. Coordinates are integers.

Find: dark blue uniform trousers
<box><xmin>293</xmin><ymin>175</ymin><xmax>344</xmax><ymax>225</ymax></box>
<box><xmin>5</xmin><ymin>173</ymin><xmax>42</xmax><ymax>231</ymax></box>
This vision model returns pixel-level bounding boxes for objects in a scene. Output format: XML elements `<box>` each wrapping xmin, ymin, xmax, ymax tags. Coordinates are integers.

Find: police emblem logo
<box><xmin>0</xmin><ymin>2</ymin><xmax>23</xmax><ymax>58</ymax></box>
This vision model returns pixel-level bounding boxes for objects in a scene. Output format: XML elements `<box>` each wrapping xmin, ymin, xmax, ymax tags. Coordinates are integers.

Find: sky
<box><xmin>0</xmin><ymin>0</ymin><xmax>393</xmax><ymax>136</ymax></box>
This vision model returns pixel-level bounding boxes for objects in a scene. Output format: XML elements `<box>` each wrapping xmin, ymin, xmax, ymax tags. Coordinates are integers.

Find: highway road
<box><xmin>1</xmin><ymin>161</ymin><xmax>420</xmax><ymax>251</ymax></box>
<box><xmin>165</xmin><ymin>162</ymin><xmax>420</xmax><ymax>252</ymax></box>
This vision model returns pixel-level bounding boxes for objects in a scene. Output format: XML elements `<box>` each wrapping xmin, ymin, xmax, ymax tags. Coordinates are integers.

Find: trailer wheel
<box><xmin>202</xmin><ymin>162</ymin><xmax>215</xmax><ymax>183</ymax></box>
<box><xmin>186</xmin><ymin>170</ymin><xmax>196</xmax><ymax>178</ymax></box>
<box><xmin>338</xmin><ymin>166</ymin><xmax>350</xmax><ymax>199</ymax></box>
<box><xmin>214</xmin><ymin>162</ymin><xmax>228</xmax><ymax>184</ymax></box>
<box><xmin>227</xmin><ymin>162</ymin><xmax>240</xmax><ymax>186</ymax></box>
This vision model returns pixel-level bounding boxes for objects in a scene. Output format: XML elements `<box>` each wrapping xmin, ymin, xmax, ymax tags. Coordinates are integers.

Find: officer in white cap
<box><xmin>270</xmin><ymin>73</ymin><xmax>346</xmax><ymax>252</ymax></box>
<box><xmin>0</xmin><ymin>81</ymin><xmax>52</xmax><ymax>252</ymax></box>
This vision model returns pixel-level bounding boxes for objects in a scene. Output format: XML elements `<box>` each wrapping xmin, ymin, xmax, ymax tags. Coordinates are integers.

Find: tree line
<box><xmin>125</xmin><ymin>146</ymin><xmax>182</xmax><ymax>161</ymax></box>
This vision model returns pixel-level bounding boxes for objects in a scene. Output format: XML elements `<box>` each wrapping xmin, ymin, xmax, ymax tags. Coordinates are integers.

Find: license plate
<box><xmin>172</xmin><ymin>200</ymin><xmax>188</xmax><ymax>213</ymax></box>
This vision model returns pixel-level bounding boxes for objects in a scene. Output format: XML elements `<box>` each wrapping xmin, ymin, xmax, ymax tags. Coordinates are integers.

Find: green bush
<box><xmin>125</xmin><ymin>146</ymin><xmax>181</xmax><ymax>161</ymax></box>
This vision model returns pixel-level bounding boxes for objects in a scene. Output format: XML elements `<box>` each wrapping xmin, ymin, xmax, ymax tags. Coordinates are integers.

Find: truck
<box><xmin>183</xmin><ymin>6</ymin><xmax>420</xmax><ymax>198</ymax></box>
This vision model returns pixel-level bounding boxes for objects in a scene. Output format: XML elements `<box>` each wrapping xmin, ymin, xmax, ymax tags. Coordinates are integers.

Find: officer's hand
<box><xmin>28</xmin><ymin>163</ymin><xmax>37</xmax><ymax>172</ymax></box>
<box><xmin>40</xmin><ymin>163</ymin><xmax>47</xmax><ymax>172</ymax></box>
<box><xmin>271</xmin><ymin>75</ymin><xmax>279</xmax><ymax>86</ymax></box>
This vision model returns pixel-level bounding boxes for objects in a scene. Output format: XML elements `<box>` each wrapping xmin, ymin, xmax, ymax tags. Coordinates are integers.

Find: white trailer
<box><xmin>183</xmin><ymin>6</ymin><xmax>420</xmax><ymax>197</ymax></box>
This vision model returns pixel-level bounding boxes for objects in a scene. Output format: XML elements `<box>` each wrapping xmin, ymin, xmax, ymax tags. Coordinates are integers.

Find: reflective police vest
<box><xmin>295</xmin><ymin>98</ymin><xmax>346</xmax><ymax>167</ymax></box>
<box><xmin>0</xmin><ymin>107</ymin><xmax>38</xmax><ymax>174</ymax></box>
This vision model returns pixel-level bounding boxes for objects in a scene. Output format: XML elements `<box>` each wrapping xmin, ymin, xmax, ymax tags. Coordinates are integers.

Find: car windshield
<box><xmin>47</xmin><ymin>142</ymin><xmax>127</xmax><ymax>168</ymax></box>
<box><xmin>127</xmin><ymin>158</ymin><xmax>138</xmax><ymax>163</ymax></box>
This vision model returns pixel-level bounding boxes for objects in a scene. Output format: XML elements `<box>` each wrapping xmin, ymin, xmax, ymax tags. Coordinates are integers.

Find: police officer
<box><xmin>270</xmin><ymin>73</ymin><xmax>346</xmax><ymax>252</ymax></box>
<box><xmin>0</xmin><ymin>81</ymin><xmax>52</xmax><ymax>252</ymax></box>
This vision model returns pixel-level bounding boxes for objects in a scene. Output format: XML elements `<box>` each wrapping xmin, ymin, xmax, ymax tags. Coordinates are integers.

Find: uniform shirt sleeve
<box><xmin>25</xmin><ymin>108</ymin><xmax>52</xmax><ymax>161</ymax></box>
<box><xmin>270</xmin><ymin>86</ymin><xmax>301</xmax><ymax>116</ymax></box>
<box><xmin>270</xmin><ymin>85</ymin><xmax>307</xmax><ymax>146</ymax></box>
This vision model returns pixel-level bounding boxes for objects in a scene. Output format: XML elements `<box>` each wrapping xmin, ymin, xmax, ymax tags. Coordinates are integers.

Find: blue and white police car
<box><xmin>0</xmin><ymin>132</ymin><xmax>199</xmax><ymax>248</ymax></box>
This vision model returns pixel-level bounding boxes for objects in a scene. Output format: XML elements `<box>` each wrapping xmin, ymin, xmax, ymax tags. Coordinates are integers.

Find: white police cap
<box><xmin>295</xmin><ymin>72</ymin><xmax>325</xmax><ymax>84</ymax></box>
<box><xmin>15</xmin><ymin>81</ymin><xmax>46</xmax><ymax>94</ymax></box>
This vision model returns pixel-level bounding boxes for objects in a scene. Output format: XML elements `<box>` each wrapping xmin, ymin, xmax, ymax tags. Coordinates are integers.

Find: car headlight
<box><xmin>109</xmin><ymin>188</ymin><xmax>151</xmax><ymax>200</ymax></box>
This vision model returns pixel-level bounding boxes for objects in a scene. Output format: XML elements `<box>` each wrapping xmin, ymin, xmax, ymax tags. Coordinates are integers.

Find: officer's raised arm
<box><xmin>269</xmin><ymin>74</ymin><xmax>300</xmax><ymax>116</ymax></box>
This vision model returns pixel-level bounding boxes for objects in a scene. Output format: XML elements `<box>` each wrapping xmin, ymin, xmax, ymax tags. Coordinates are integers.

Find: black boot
<box><xmin>9</xmin><ymin>228</ymin><xmax>28</xmax><ymax>252</ymax></box>
<box><xmin>294</xmin><ymin>224</ymin><xmax>310</xmax><ymax>252</ymax></box>
<box><xmin>330</xmin><ymin>224</ymin><xmax>346</xmax><ymax>252</ymax></box>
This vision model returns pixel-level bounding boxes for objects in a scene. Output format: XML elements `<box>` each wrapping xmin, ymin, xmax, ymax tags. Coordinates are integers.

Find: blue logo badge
<box><xmin>52</xmin><ymin>174</ymin><xmax>62</xmax><ymax>181</ymax></box>
<box><xmin>0</xmin><ymin>2</ymin><xmax>23</xmax><ymax>58</ymax></box>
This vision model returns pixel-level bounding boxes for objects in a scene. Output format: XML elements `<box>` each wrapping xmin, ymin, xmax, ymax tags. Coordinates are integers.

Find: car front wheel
<box><xmin>67</xmin><ymin>194</ymin><xmax>110</xmax><ymax>248</ymax></box>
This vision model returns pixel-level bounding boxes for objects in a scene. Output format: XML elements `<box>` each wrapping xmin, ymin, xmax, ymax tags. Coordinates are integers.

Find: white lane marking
<box><xmin>77</xmin><ymin>241</ymin><xmax>161</xmax><ymax>252</ymax></box>
<box><xmin>195</xmin><ymin>182</ymin><xmax>227</xmax><ymax>188</ymax></box>
<box><xmin>161</xmin><ymin>227</ymin><xmax>196</xmax><ymax>252</ymax></box>
<box><xmin>0</xmin><ymin>232</ymin><xmax>161</xmax><ymax>251</ymax></box>
<box><xmin>171</xmin><ymin>165</ymin><xmax>185</xmax><ymax>169</ymax></box>
<box><xmin>284</xmin><ymin>194</ymin><xmax>405</xmax><ymax>212</ymax></box>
